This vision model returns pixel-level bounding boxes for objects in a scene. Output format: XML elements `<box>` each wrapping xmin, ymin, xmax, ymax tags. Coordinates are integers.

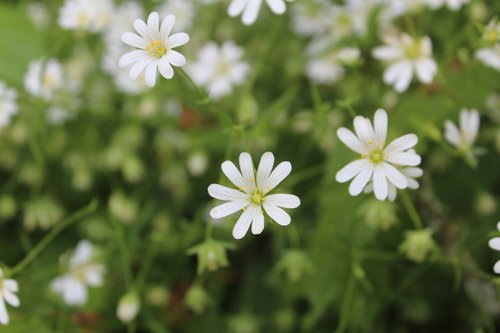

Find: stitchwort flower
<box><xmin>119</xmin><ymin>12</ymin><xmax>190</xmax><ymax>87</ymax></box>
<box><xmin>208</xmin><ymin>152</ymin><xmax>300</xmax><ymax>239</ymax></box>
<box><xmin>336</xmin><ymin>109</ymin><xmax>422</xmax><ymax>201</ymax></box>
<box><xmin>0</xmin><ymin>268</ymin><xmax>20</xmax><ymax>325</ymax></box>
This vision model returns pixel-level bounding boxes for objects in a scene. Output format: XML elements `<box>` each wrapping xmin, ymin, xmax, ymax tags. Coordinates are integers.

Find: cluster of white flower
<box><xmin>59</xmin><ymin>0</ymin><xmax>114</xmax><ymax>32</ymax></box>
<box><xmin>476</xmin><ymin>18</ymin><xmax>500</xmax><ymax>72</ymax></box>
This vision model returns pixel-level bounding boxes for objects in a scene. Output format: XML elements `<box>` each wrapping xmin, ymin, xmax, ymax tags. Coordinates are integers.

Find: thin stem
<box><xmin>400</xmin><ymin>191</ymin><xmax>423</xmax><ymax>229</ymax></box>
<box><xmin>335</xmin><ymin>269</ymin><xmax>356</xmax><ymax>333</ymax></box>
<box><xmin>112</xmin><ymin>218</ymin><xmax>133</xmax><ymax>288</ymax></box>
<box><xmin>8</xmin><ymin>200</ymin><xmax>98</xmax><ymax>277</ymax></box>
<box><xmin>404</xmin><ymin>14</ymin><xmax>417</xmax><ymax>37</ymax></box>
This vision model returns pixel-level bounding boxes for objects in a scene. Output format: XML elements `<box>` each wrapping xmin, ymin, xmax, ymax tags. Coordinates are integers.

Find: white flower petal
<box><xmin>261</xmin><ymin>161</ymin><xmax>291</xmax><ymax>194</ymax></box>
<box><xmin>63</xmin><ymin>278</ymin><xmax>87</xmax><ymax>306</ymax></box>
<box><xmin>242</xmin><ymin>0</ymin><xmax>262</xmax><ymax>25</ymax></box>
<box><xmin>239</xmin><ymin>152</ymin><xmax>255</xmax><ymax>185</ymax></box>
<box><xmin>337</xmin><ymin>128</ymin><xmax>367</xmax><ymax>155</ymax></box>
<box><xmin>266</xmin><ymin>0</ymin><xmax>286</xmax><ymax>14</ymax></box>
<box><xmin>384</xmin><ymin>152</ymin><xmax>421</xmax><ymax>166</ymax></box>
<box><xmin>121</xmin><ymin>32</ymin><xmax>147</xmax><ymax>49</ymax></box>
<box><xmin>380</xmin><ymin>162</ymin><xmax>408</xmax><ymax>189</ymax></box>
<box><xmin>222</xmin><ymin>161</ymin><xmax>247</xmax><ymax>191</ymax></box>
<box><xmin>147</xmin><ymin>12</ymin><xmax>160</xmax><ymax>41</ymax></box>
<box><xmin>372</xmin><ymin>46</ymin><xmax>401</xmax><ymax>61</ymax></box>
<box><xmin>165</xmin><ymin>50</ymin><xmax>186</xmax><ymax>67</ymax></box>
<box><xmin>228</xmin><ymin>0</ymin><xmax>248</xmax><ymax>17</ymax></box>
<box><xmin>388</xmin><ymin>183</ymin><xmax>397</xmax><ymax>202</ymax></box>
<box><xmin>133</xmin><ymin>18</ymin><xmax>152</xmax><ymax>41</ymax></box>
<box><xmin>251</xmin><ymin>211</ymin><xmax>265</xmax><ymax>235</ymax></box>
<box><xmin>210</xmin><ymin>200</ymin><xmax>249</xmax><ymax>219</ymax></box>
<box><xmin>144</xmin><ymin>61</ymin><xmax>159</xmax><ymax>87</ymax></box>
<box><xmin>208</xmin><ymin>184</ymin><xmax>247</xmax><ymax>201</ymax></box>
<box><xmin>394</xmin><ymin>62</ymin><xmax>413</xmax><ymax>92</ymax></box>
<box><xmin>3</xmin><ymin>291</ymin><xmax>20</xmax><ymax>307</ymax></box>
<box><xmin>70</xmin><ymin>240</ymin><xmax>93</xmax><ymax>267</ymax></box>
<box><xmin>489</xmin><ymin>237</ymin><xmax>500</xmax><ymax>251</ymax></box>
<box><xmin>3</xmin><ymin>280</ymin><xmax>18</xmax><ymax>293</ymax></box>
<box><xmin>160</xmin><ymin>15</ymin><xmax>175</xmax><ymax>40</ymax></box>
<box><xmin>84</xmin><ymin>265</ymin><xmax>104</xmax><ymax>286</ymax></box>
<box><xmin>348</xmin><ymin>163</ymin><xmax>374</xmax><ymax>196</ymax></box>
<box><xmin>373</xmin><ymin>165</ymin><xmax>389</xmax><ymax>200</ymax></box>
<box><xmin>353</xmin><ymin>116</ymin><xmax>375</xmax><ymax>145</ymax></box>
<box><xmin>233</xmin><ymin>205</ymin><xmax>258</xmax><ymax>239</ymax></box>
<box><xmin>374</xmin><ymin>109</ymin><xmax>388</xmax><ymax>147</ymax></box>
<box><xmin>385</xmin><ymin>134</ymin><xmax>418</xmax><ymax>153</ymax></box>
<box><xmin>0</xmin><ymin>298</ymin><xmax>8</xmax><ymax>325</ymax></box>
<box><xmin>444</xmin><ymin>120</ymin><xmax>461</xmax><ymax>147</ymax></box>
<box><xmin>336</xmin><ymin>159</ymin><xmax>367</xmax><ymax>183</ymax></box>
<box><xmin>119</xmin><ymin>50</ymin><xmax>148</xmax><ymax>68</ymax></box>
<box><xmin>167</xmin><ymin>32</ymin><xmax>190</xmax><ymax>49</ymax></box>
<box><xmin>494</xmin><ymin>260</ymin><xmax>500</xmax><ymax>274</ymax></box>
<box><xmin>129</xmin><ymin>57</ymin><xmax>154</xmax><ymax>80</ymax></box>
<box><xmin>402</xmin><ymin>167</ymin><xmax>423</xmax><ymax>178</ymax></box>
<box><xmin>257</xmin><ymin>152</ymin><xmax>274</xmax><ymax>190</ymax></box>
<box><xmin>264</xmin><ymin>194</ymin><xmax>300</xmax><ymax>208</ymax></box>
<box><xmin>416</xmin><ymin>58</ymin><xmax>437</xmax><ymax>84</ymax></box>
<box><xmin>263</xmin><ymin>201</ymin><xmax>291</xmax><ymax>226</ymax></box>
<box><xmin>158</xmin><ymin>57</ymin><xmax>174</xmax><ymax>79</ymax></box>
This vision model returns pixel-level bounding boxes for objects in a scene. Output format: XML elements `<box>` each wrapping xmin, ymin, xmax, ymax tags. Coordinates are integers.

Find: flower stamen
<box><xmin>146</xmin><ymin>40</ymin><xmax>167</xmax><ymax>58</ymax></box>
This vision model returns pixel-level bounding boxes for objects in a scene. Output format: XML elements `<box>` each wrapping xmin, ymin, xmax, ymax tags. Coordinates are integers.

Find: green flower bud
<box><xmin>117</xmin><ymin>291</ymin><xmax>140</xmax><ymax>323</ymax></box>
<box><xmin>187</xmin><ymin>239</ymin><xmax>234</xmax><ymax>275</ymax></box>
<box><xmin>237</xmin><ymin>95</ymin><xmax>258</xmax><ymax>124</ymax></box>
<box><xmin>228</xmin><ymin>313</ymin><xmax>259</xmax><ymax>333</ymax></box>
<box><xmin>109</xmin><ymin>192</ymin><xmax>138</xmax><ymax>224</ymax></box>
<box><xmin>184</xmin><ymin>285</ymin><xmax>211</xmax><ymax>314</ymax></box>
<box><xmin>23</xmin><ymin>197</ymin><xmax>64</xmax><ymax>231</ymax></box>
<box><xmin>274</xmin><ymin>308</ymin><xmax>295</xmax><ymax>332</ymax></box>
<box><xmin>187</xmin><ymin>151</ymin><xmax>208</xmax><ymax>177</ymax></box>
<box><xmin>122</xmin><ymin>155</ymin><xmax>145</xmax><ymax>183</ymax></box>
<box><xmin>475</xmin><ymin>191</ymin><xmax>496</xmax><ymax>216</ymax></box>
<box><xmin>273</xmin><ymin>250</ymin><xmax>314</xmax><ymax>283</ymax></box>
<box><xmin>0</xmin><ymin>195</ymin><xmax>17</xmax><ymax>219</ymax></box>
<box><xmin>399</xmin><ymin>229</ymin><xmax>437</xmax><ymax>263</ymax></box>
<box><xmin>146</xmin><ymin>286</ymin><xmax>170</xmax><ymax>306</ymax></box>
<box><xmin>359</xmin><ymin>199</ymin><xmax>397</xmax><ymax>230</ymax></box>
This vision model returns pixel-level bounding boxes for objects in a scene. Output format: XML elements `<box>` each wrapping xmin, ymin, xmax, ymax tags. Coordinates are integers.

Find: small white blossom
<box><xmin>0</xmin><ymin>81</ymin><xmax>18</xmax><ymax>129</ymax></box>
<box><xmin>158</xmin><ymin>0</ymin><xmax>195</xmax><ymax>32</ymax></box>
<box><xmin>488</xmin><ymin>222</ymin><xmax>500</xmax><ymax>273</ymax></box>
<box><xmin>372</xmin><ymin>33</ymin><xmax>437</xmax><ymax>92</ymax></box>
<box><xmin>365</xmin><ymin>164</ymin><xmax>423</xmax><ymax>201</ymax></box>
<box><xmin>423</xmin><ymin>0</ymin><xmax>469</xmax><ymax>11</ymax></box>
<box><xmin>228</xmin><ymin>0</ymin><xmax>286</xmax><ymax>26</ymax></box>
<box><xmin>119</xmin><ymin>12</ymin><xmax>190</xmax><ymax>87</ymax></box>
<box><xmin>117</xmin><ymin>292</ymin><xmax>140</xmax><ymax>323</ymax></box>
<box><xmin>0</xmin><ymin>268</ymin><xmax>20</xmax><ymax>325</ymax></box>
<box><xmin>24</xmin><ymin>59</ymin><xmax>64</xmax><ymax>100</ymax></box>
<box><xmin>208</xmin><ymin>152</ymin><xmax>300</xmax><ymax>240</ymax></box>
<box><xmin>481</xmin><ymin>18</ymin><xmax>500</xmax><ymax>44</ymax></box>
<box><xmin>336</xmin><ymin>109</ymin><xmax>422</xmax><ymax>201</ymax></box>
<box><xmin>188</xmin><ymin>41</ymin><xmax>250</xmax><ymax>100</ymax></box>
<box><xmin>290</xmin><ymin>0</ymin><xmax>332</xmax><ymax>37</ymax></box>
<box><xmin>306</xmin><ymin>46</ymin><xmax>360</xmax><ymax>85</ymax></box>
<box><xmin>476</xmin><ymin>44</ymin><xmax>500</xmax><ymax>72</ymax></box>
<box><xmin>58</xmin><ymin>0</ymin><xmax>114</xmax><ymax>32</ymax></box>
<box><xmin>444</xmin><ymin>108</ymin><xmax>480</xmax><ymax>151</ymax></box>
<box><xmin>51</xmin><ymin>240</ymin><xmax>105</xmax><ymax>306</ymax></box>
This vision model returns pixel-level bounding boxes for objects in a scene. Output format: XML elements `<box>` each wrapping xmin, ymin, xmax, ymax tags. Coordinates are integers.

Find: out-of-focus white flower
<box><xmin>488</xmin><ymin>222</ymin><xmax>500</xmax><ymax>273</ymax></box>
<box><xmin>24</xmin><ymin>59</ymin><xmax>64</xmax><ymax>100</ymax></box>
<box><xmin>306</xmin><ymin>46</ymin><xmax>360</xmax><ymax>84</ymax></box>
<box><xmin>444</xmin><ymin>108</ymin><xmax>480</xmax><ymax>151</ymax></box>
<box><xmin>208</xmin><ymin>152</ymin><xmax>300</xmax><ymax>239</ymax></box>
<box><xmin>0</xmin><ymin>81</ymin><xmax>18</xmax><ymax>129</ymax></box>
<box><xmin>372</xmin><ymin>33</ymin><xmax>437</xmax><ymax>92</ymax></box>
<box><xmin>228</xmin><ymin>0</ymin><xmax>287</xmax><ymax>26</ymax></box>
<box><xmin>119</xmin><ymin>12</ymin><xmax>190</xmax><ymax>87</ymax></box>
<box><xmin>336</xmin><ymin>109</ymin><xmax>422</xmax><ymax>201</ymax></box>
<box><xmin>290</xmin><ymin>0</ymin><xmax>332</xmax><ymax>37</ymax></box>
<box><xmin>476</xmin><ymin>44</ymin><xmax>500</xmax><ymax>72</ymax></box>
<box><xmin>378</xmin><ymin>0</ymin><xmax>425</xmax><ymax>19</ymax></box>
<box><xmin>58</xmin><ymin>0</ymin><xmax>114</xmax><ymax>32</ymax></box>
<box><xmin>481</xmin><ymin>18</ymin><xmax>500</xmax><ymax>44</ymax></box>
<box><xmin>158</xmin><ymin>0</ymin><xmax>195</xmax><ymax>32</ymax></box>
<box><xmin>329</xmin><ymin>0</ymin><xmax>373</xmax><ymax>40</ymax></box>
<box><xmin>423</xmin><ymin>0</ymin><xmax>469</xmax><ymax>11</ymax></box>
<box><xmin>0</xmin><ymin>268</ymin><xmax>20</xmax><ymax>325</ymax></box>
<box><xmin>117</xmin><ymin>291</ymin><xmax>140</xmax><ymax>323</ymax></box>
<box><xmin>188</xmin><ymin>41</ymin><xmax>250</xmax><ymax>99</ymax></box>
<box><xmin>51</xmin><ymin>240</ymin><xmax>105</xmax><ymax>306</ymax></box>
<box><xmin>26</xmin><ymin>2</ymin><xmax>50</xmax><ymax>28</ymax></box>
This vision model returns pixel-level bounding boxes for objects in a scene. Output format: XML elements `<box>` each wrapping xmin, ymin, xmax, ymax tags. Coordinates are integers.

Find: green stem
<box><xmin>8</xmin><ymin>200</ymin><xmax>98</xmax><ymax>277</ymax></box>
<box><xmin>400</xmin><ymin>191</ymin><xmax>423</xmax><ymax>229</ymax></box>
<box><xmin>335</xmin><ymin>269</ymin><xmax>356</xmax><ymax>333</ymax></box>
<box><xmin>404</xmin><ymin>14</ymin><xmax>417</xmax><ymax>37</ymax></box>
<box><xmin>112</xmin><ymin>218</ymin><xmax>133</xmax><ymax>288</ymax></box>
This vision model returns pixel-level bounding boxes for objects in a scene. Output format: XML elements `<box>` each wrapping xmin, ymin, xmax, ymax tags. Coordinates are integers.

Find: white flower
<box><xmin>306</xmin><ymin>46</ymin><xmax>360</xmax><ymax>85</ymax></box>
<box><xmin>372</xmin><ymin>33</ymin><xmax>437</xmax><ymax>92</ymax></box>
<box><xmin>365</xmin><ymin>165</ymin><xmax>423</xmax><ymax>201</ymax></box>
<box><xmin>117</xmin><ymin>292</ymin><xmax>140</xmax><ymax>323</ymax></box>
<box><xmin>0</xmin><ymin>81</ymin><xmax>18</xmax><ymax>129</ymax></box>
<box><xmin>488</xmin><ymin>222</ymin><xmax>500</xmax><ymax>273</ymax></box>
<box><xmin>24</xmin><ymin>59</ymin><xmax>64</xmax><ymax>100</ymax></box>
<box><xmin>336</xmin><ymin>109</ymin><xmax>422</xmax><ymax>201</ymax></box>
<box><xmin>444</xmin><ymin>108</ymin><xmax>480</xmax><ymax>151</ymax></box>
<box><xmin>228</xmin><ymin>0</ymin><xmax>287</xmax><ymax>26</ymax></box>
<box><xmin>51</xmin><ymin>240</ymin><xmax>105</xmax><ymax>306</ymax></box>
<box><xmin>423</xmin><ymin>0</ymin><xmax>469</xmax><ymax>11</ymax></box>
<box><xmin>476</xmin><ymin>44</ymin><xmax>500</xmax><ymax>72</ymax></box>
<box><xmin>481</xmin><ymin>18</ymin><xmax>500</xmax><ymax>44</ymax></box>
<box><xmin>188</xmin><ymin>41</ymin><xmax>250</xmax><ymax>100</ymax></box>
<box><xmin>290</xmin><ymin>0</ymin><xmax>332</xmax><ymax>37</ymax></box>
<box><xmin>208</xmin><ymin>152</ymin><xmax>300</xmax><ymax>240</ymax></box>
<box><xmin>158</xmin><ymin>0</ymin><xmax>195</xmax><ymax>32</ymax></box>
<box><xmin>119</xmin><ymin>12</ymin><xmax>190</xmax><ymax>87</ymax></box>
<box><xmin>0</xmin><ymin>268</ymin><xmax>20</xmax><ymax>325</ymax></box>
<box><xmin>58</xmin><ymin>0</ymin><xmax>114</xmax><ymax>32</ymax></box>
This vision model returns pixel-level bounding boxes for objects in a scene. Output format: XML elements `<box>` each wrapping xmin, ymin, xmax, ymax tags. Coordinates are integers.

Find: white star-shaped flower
<box><xmin>51</xmin><ymin>240</ymin><xmax>105</xmax><ymax>306</ymax></box>
<box><xmin>208</xmin><ymin>152</ymin><xmax>300</xmax><ymax>240</ymax></box>
<box><xmin>372</xmin><ymin>33</ymin><xmax>437</xmax><ymax>92</ymax></box>
<box><xmin>0</xmin><ymin>268</ymin><xmax>20</xmax><ymax>325</ymax></box>
<box><xmin>444</xmin><ymin>108</ymin><xmax>480</xmax><ymax>151</ymax></box>
<box><xmin>119</xmin><ymin>12</ymin><xmax>190</xmax><ymax>87</ymax></box>
<box><xmin>228</xmin><ymin>0</ymin><xmax>286</xmax><ymax>26</ymax></box>
<box><xmin>336</xmin><ymin>109</ymin><xmax>422</xmax><ymax>201</ymax></box>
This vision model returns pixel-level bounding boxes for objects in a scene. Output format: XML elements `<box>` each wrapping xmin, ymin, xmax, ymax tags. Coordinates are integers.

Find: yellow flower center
<box><xmin>251</xmin><ymin>191</ymin><xmax>263</xmax><ymax>205</ymax></box>
<box><xmin>486</xmin><ymin>30</ymin><xmax>499</xmax><ymax>43</ymax></box>
<box><xmin>0</xmin><ymin>278</ymin><xmax>3</xmax><ymax>290</ymax></box>
<box><xmin>370</xmin><ymin>149</ymin><xmax>384</xmax><ymax>164</ymax></box>
<box><xmin>146</xmin><ymin>41</ymin><xmax>167</xmax><ymax>58</ymax></box>
<box><xmin>404</xmin><ymin>42</ymin><xmax>422</xmax><ymax>60</ymax></box>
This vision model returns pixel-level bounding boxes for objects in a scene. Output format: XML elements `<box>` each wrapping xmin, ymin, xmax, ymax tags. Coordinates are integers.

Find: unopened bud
<box><xmin>117</xmin><ymin>291</ymin><xmax>140</xmax><ymax>323</ymax></box>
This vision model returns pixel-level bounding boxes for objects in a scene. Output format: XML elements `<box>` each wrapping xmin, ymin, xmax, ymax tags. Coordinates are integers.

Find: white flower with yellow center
<box><xmin>208</xmin><ymin>152</ymin><xmax>300</xmax><ymax>240</ymax></box>
<box><xmin>24</xmin><ymin>59</ymin><xmax>64</xmax><ymax>100</ymax></box>
<box><xmin>51</xmin><ymin>240</ymin><xmax>105</xmax><ymax>306</ymax></box>
<box><xmin>444</xmin><ymin>108</ymin><xmax>480</xmax><ymax>151</ymax></box>
<box><xmin>481</xmin><ymin>18</ymin><xmax>500</xmax><ymax>45</ymax></box>
<box><xmin>372</xmin><ymin>33</ymin><xmax>437</xmax><ymax>92</ymax></box>
<box><xmin>0</xmin><ymin>268</ymin><xmax>20</xmax><ymax>325</ymax></box>
<box><xmin>228</xmin><ymin>0</ymin><xmax>287</xmax><ymax>26</ymax></box>
<box><xmin>119</xmin><ymin>12</ymin><xmax>190</xmax><ymax>87</ymax></box>
<box><xmin>336</xmin><ymin>109</ymin><xmax>422</xmax><ymax>201</ymax></box>
<box><xmin>0</xmin><ymin>81</ymin><xmax>18</xmax><ymax>129</ymax></box>
<box><xmin>58</xmin><ymin>0</ymin><xmax>114</xmax><ymax>32</ymax></box>
<box><xmin>158</xmin><ymin>0</ymin><xmax>195</xmax><ymax>32</ymax></box>
<box><xmin>188</xmin><ymin>41</ymin><xmax>250</xmax><ymax>100</ymax></box>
